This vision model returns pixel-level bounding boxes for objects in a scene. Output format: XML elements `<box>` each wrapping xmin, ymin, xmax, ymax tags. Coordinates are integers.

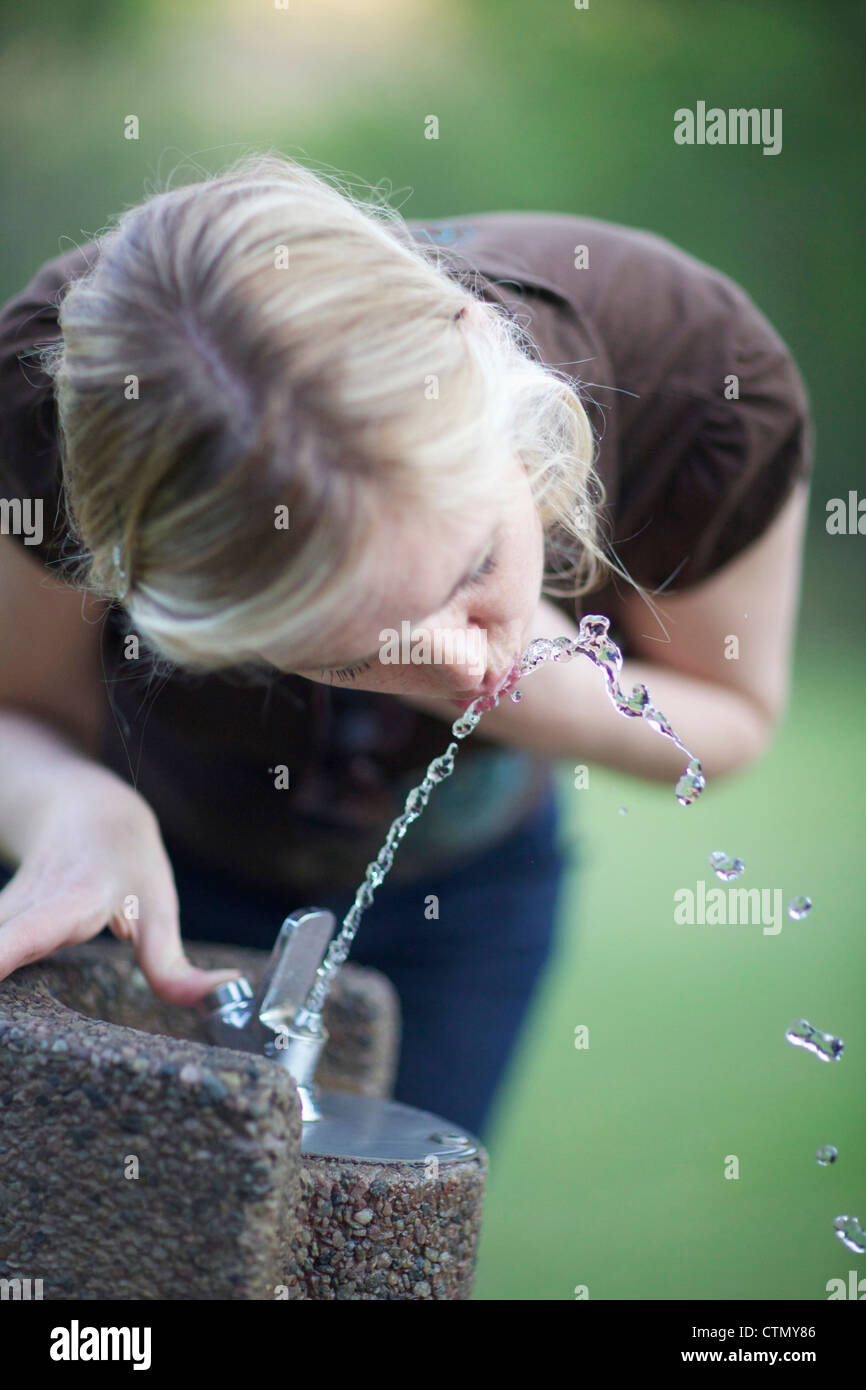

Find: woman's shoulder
<box><xmin>0</xmin><ymin>241</ymin><xmax>101</xmax><ymax>572</ymax></box>
<box><xmin>407</xmin><ymin>211</ymin><xmax>800</xmax><ymax>392</ymax></box>
<box><xmin>412</xmin><ymin>213</ymin><xmax>813</xmax><ymax>602</ymax></box>
<box><xmin>0</xmin><ymin>239</ymin><xmax>100</xmax><ymax>330</ymax></box>
<box><xmin>0</xmin><ymin>238</ymin><xmax>101</xmax><ymax>420</ymax></box>
<box><xmin>407</xmin><ymin>209</ymin><xmax>722</xmax><ymax>302</ymax></box>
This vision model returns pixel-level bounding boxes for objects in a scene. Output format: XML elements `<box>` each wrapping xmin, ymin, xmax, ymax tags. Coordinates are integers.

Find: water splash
<box><xmin>301</xmin><ymin>615</ymin><xmax>705</xmax><ymax>1015</ymax></box>
<box><xmin>675</xmin><ymin>760</ymin><xmax>705</xmax><ymax>805</ymax></box>
<box><xmin>834</xmin><ymin>1215</ymin><xmax>866</xmax><ymax>1254</ymax></box>
<box><xmin>816</xmin><ymin>1145</ymin><xmax>838</xmax><ymax>1166</ymax></box>
<box><xmin>786</xmin><ymin>1018</ymin><xmax>844</xmax><ymax>1062</ymax></box>
<box><xmin>788</xmin><ymin>895</ymin><xmax>812</xmax><ymax>920</ymax></box>
<box><xmin>493</xmin><ymin>621</ymin><xmax>706</xmax><ymax>807</ymax></box>
<box><xmin>709</xmin><ymin>851</ymin><xmax>745</xmax><ymax>881</ymax></box>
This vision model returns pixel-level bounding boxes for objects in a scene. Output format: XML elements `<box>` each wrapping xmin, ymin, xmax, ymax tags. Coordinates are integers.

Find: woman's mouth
<box><xmin>450</xmin><ymin>655</ymin><xmax>522</xmax><ymax>710</ymax></box>
<box><xmin>499</xmin><ymin>655</ymin><xmax>523</xmax><ymax>696</ymax></box>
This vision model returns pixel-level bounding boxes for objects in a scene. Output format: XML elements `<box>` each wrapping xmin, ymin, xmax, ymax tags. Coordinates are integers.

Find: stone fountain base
<box><xmin>0</xmin><ymin>940</ymin><xmax>486</xmax><ymax>1300</ymax></box>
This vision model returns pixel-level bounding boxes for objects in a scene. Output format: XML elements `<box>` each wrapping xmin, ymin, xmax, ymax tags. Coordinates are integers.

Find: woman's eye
<box><xmin>465</xmin><ymin>551</ymin><xmax>497</xmax><ymax>586</ymax></box>
<box><xmin>317</xmin><ymin>553</ymin><xmax>497</xmax><ymax>683</ymax></box>
<box><xmin>320</xmin><ymin>658</ymin><xmax>374</xmax><ymax>682</ymax></box>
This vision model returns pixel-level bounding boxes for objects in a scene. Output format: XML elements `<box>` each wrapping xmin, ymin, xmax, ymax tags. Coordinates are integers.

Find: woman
<box><xmin>0</xmin><ymin>152</ymin><xmax>812</xmax><ymax>1140</ymax></box>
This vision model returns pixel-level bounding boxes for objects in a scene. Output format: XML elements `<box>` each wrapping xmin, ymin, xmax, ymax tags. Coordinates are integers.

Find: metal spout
<box><xmin>198</xmin><ymin>906</ymin><xmax>483</xmax><ymax>1160</ymax></box>
<box><xmin>198</xmin><ymin>906</ymin><xmax>336</xmax><ymax>1117</ymax></box>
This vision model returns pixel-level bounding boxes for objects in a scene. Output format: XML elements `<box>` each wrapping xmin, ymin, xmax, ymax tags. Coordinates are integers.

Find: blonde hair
<box><xmin>40</xmin><ymin>148</ymin><xmax>639</xmax><ymax>674</ymax></box>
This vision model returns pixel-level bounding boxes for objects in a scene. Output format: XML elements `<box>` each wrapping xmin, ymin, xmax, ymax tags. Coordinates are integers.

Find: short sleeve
<box><xmin>421</xmin><ymin>212</ymin><xmax>815</xmax><ymax>614</ymax></box>
<box><xmin>0</xmin><ymin>244</ymin><xmax>96</xmax><ymax>577</ymax></box>
<box><xmin>582</xmin><ymin>274</ymin><xmax>813</xmax><ymax>607</ymax></box>
<box><xmin>654</xmin><ymin>288</ymin><xmax>813</xmax><ymax>591</ymax></box>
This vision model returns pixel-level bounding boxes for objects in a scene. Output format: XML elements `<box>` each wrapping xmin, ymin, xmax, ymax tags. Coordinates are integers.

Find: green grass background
<box><xmin>0</xmin><ymin>0</ymin><xmax>862</xmax><ymax>1299</ymax></box>
<box><xmin>478</xmin><ymin>644</ymin><xmax>865</xmax><ymax>1300</ymax></box>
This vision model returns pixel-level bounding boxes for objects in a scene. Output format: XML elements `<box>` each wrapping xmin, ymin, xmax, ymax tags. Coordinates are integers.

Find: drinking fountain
<box><xmin>200</xmin><ymin>906</ymin><xmax>484</xmax><ymax>1160</ymax></box>
<box><xmin>197</xmin><ymin>906</ymin><xmax>488</xmax><ymax>1298</ymax></box>
<box><xmin>0</xmin><ymin>923</ymin><xmax>487</xmax><ymax>1300</ymax></box>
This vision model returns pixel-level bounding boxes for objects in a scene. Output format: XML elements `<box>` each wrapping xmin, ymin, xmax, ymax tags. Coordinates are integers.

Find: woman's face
<box><xmin>266</xmin><ymin>453</ymin><xmax>546</xmax><ymax>708</ymax></box>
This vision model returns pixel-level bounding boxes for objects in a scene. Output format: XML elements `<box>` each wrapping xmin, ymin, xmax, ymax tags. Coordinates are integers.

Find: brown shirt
<box><xmin>0</xmin><ymin>213</ymin><xmax>813</xmax><ymax>893</ymax></box>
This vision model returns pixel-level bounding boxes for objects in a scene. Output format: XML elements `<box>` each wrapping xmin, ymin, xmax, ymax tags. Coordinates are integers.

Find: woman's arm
<box><xmin>397</xmin><ymin>479</ymin><xmax>810</xmax><ymax>783</ymax></box>
<box><xmin>0</xmin><ymin>538</ymin><xmax>241</xmax><ymax>1000</ymax></box>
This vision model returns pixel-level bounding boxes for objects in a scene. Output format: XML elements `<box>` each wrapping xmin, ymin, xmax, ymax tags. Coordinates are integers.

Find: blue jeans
<box><xmin>2</xmin><ymin>781</ymin><xmax>569</xmax><ymax>1142</ymax></box>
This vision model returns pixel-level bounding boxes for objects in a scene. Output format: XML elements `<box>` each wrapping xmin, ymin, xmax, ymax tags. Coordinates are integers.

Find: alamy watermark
<box><xmin>0</xmin><ymin>497</ymin><xmax>43</xmax><ymax>546</ymax></box>
<box><xmin>827</xmin><ymin>1270</ymin><xmax>866</xmax><ymax>1299</ymax></box>
<box><xmin>49</xmin><ymin>1321</ymin><xmax>151</xmax><ymax>1369</ymax></box>
<box><xmin>674</xmin><ymin>102</ymin><xmax>782</xmax><ymax>156</ymax></box>
<box><xmin>378</xmin><ymin>621</ymin><xmax>487</xmax><ymax>679</ymax></box>
<box><xmin>674</xmin><ymin>883</ymin><xmax>785</xmax><ymax>935</ymax></box>
<box><xmin>826</xmin><ymin>491</ymin><xmax>865</xmax><ymax>534</ymax></box>
<box><xmin>1</xmin><ymin>1276</ymin><xmax>43</xmax><ymax>1299</ymax></box>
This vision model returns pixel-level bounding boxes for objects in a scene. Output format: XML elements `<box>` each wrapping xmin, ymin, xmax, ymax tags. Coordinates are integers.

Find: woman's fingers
<box><xmin>0</xmin><ymin>876</ymin><xmax>242</xmax><ymax>1006</ymax></box>
<box><xmin>129</xmin><ymin>881</ymin><xmax>243</xmax><ymax>1006</ymax></box>
<box><xmin>0</xmin><ymin>886</ymin><xmax>109</xmax><ymax>978</ymax></box>
<box><xmin>134</xmin><ymin>926</ymin><xmax>244</xmax><ymax>1007</ymax></box>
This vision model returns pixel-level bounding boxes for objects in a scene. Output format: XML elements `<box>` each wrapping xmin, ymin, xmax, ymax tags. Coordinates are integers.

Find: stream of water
<box><xmin>291</xmin><ymin>611</ymin><xmax>854</xmax><ymax>1259</ymax></box>
<box><xmin>299</xmin><ymin>613</ymin><xmax>704</xmax><ymax>1018</ymax></box>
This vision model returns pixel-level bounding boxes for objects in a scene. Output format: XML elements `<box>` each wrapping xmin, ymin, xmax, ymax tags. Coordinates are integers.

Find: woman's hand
<box><xmin>0</xmin><ymin>779</ymin><xmax>242</xmax><ymax>1005</ymax></box>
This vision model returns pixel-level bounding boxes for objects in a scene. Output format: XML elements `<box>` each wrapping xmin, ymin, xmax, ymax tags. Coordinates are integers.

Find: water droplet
<box><xmin>520</xmin><ymin>638</ymin><xmax>554</xmax><ymax>671</ymax></box>
<box><xmin>436</xmin><ymin>749</ymin><xmax>456</xmax><ymax>776</ymax></box>
<box><xmin>509</xmin><ymin>688</ymin><xmax>522</xmax><ymax>703</ymax></box>
<box><xmin>618</xmin><ymin>806</ymin><xmax>628</xmax><ymax>815</ymax></box>
<box><xmin>788</xmin><ymin>895</ymin><xmax>812</xmax><ymax>920</ymax></box>
<box><xmin>676</xmin><ymin>759</ymin><xmax>706</xmax><ymax>806</ymax></box>
<box><xmin>786</xmin><ymin>1018</ymin><xmax>843</xmax><ymax>1062</ymax></box>
<box><xmin>834</xmin><ymin>1215</ymin><xmax>866</xmax><ymax>1254</ymax></box>
<box><xmin>406</xmin><ymin>787</ymin><xmax>429</xmax><ymax>816</ymax></box>
<box><xmin>451</xmin><ymin>711</ymin><xmax>481</xmax><ymax>739</ymax></box>
<box><xmin>598</xmin><ymin>641</ymin><xmax>623</xmax><ymax>672</ymax></box>
<box><xmin>816</xmin><ymin>1145</ymin><xmax>838</xmax><ymax>1166</ymax></box>
<box><xmin>579</xmin><ymin>616</ymin><xmax>610</xmax><ymax>641</ymax></box>
<box><xmin>709</xmin><ymin>851</ymin><xmax>745</xmax><ymax>881</ymax></box>
<box><xmin>645</xmin><ymin>707</ymin><xmax>675</xmax><ymax>739</ymax></box>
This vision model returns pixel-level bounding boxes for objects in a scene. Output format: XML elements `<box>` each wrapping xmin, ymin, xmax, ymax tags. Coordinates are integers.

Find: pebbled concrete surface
<box><xmin>0</xmin><ymin>940</ymin><xmax>486</xmax><ymax>1300</ymax></box>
